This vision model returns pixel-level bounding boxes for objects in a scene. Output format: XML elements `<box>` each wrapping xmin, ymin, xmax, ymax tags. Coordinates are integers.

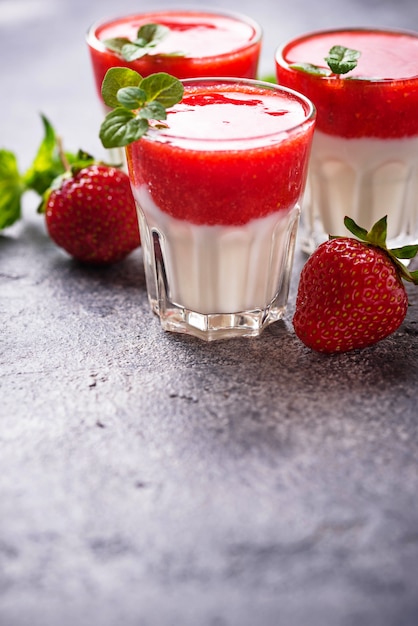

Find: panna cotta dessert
<box><xmin>126</xmin><ymin>78</ymin><xmax>315</xmax><ymax>340</ymax></box>
<box><xmin>275</xmin><ymin>28</ymin><xmax>418</xmax><ymax>252</ymax></box>
<box><xmin>87</xmin><ymin>10</ymin><xmax>262</xmax><ymax>166</ymax></box>
<box><xmin>87</xmin><ymin>9</ymin><xmax>262</xmax><ymax>96</ymax></box>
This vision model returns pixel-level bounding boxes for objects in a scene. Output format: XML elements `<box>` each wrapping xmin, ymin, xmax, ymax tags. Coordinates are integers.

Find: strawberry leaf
<box><xmin>0</xmin><ymin>114</ymin><xmax>104</xmax><ymax>230</ymax></box>
<box><xmin>365</xmin><ymin>215</ymin><xmax>387</xmax><ymax>247</ymax></box>
<box><xmin>391</xmin><ymin>244</ymin><xmax>418</xmax><ymax>259</ymax></box>
<box><xmin>22</xmin><ymin>114</ymin><xmax>63</xmax><ymax>195</ymax></box>
<box><xmin>343</xmin><ymin>214</ymin><xmax>418</xmax><ymax>285</ymax></box>
<box><xmin>0</xmin><ymin>150</ymin><xmax>24</xmax><ymax>229</ymax></box>
<box><xmin>343</xmin><ymin>216</ymin><xmax>369</xmax><ymax>241</ymax></box>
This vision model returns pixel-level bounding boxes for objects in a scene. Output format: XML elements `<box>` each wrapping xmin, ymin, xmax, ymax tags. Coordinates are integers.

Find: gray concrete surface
<box><xmin>1</xmin><ymin>1</ymin><xmax>418</xmax><ymax>625</ymax></box>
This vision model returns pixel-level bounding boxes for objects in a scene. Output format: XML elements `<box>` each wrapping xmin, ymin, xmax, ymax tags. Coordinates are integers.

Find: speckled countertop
<box><xmin>1</xmin><ymin>1</ymin><xmax>418</xmax><ymax>625</ymax></box>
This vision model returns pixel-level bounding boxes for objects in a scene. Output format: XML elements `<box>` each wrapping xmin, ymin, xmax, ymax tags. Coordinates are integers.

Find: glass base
<box><xmin>149</xmin><ymin>298</ymin><xmax>287</xmax><ymax>341</ymax></box>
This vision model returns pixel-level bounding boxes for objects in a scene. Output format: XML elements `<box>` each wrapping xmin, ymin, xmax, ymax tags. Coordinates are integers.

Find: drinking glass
<box><xmin>87</xmin><ymin>9</ymin><xmax>262</xmax><ymax>165</ymax></box>
<box><xmin>125</xmin><ymin>78</ymin><xmax>316</xmax><ymax>340</ymax></box>
<box><xmin>275</xmin><ymin>27</ymin><xmax>418</xmax><ymax>253</ymax></box>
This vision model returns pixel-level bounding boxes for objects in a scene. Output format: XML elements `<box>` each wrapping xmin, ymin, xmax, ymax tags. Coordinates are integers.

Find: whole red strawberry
<box><xmin>293</xmin><ymin>216</ymin><xmax>418</xmax><ymax>353</ymax></box>
<box><xmin>44</xmin><ymin>164</ymin><xmax>140</xmax><ymax>264</ymax></box>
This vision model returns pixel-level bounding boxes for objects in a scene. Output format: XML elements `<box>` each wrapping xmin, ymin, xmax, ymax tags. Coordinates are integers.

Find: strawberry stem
<box><xmin>343</xmin><ymin>215</ymin><xmax>418</xmax><ymax>286</ymax></box>
<box><xmin>56</xmin><ymin>135</ymin><xmax>71</xmax><ymax>173</ymax></box>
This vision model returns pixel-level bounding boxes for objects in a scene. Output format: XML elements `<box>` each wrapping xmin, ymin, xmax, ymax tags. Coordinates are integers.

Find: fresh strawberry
<box><xmin>0</xmin><ymin>115</ymin><xmax>140</xmax><ymax>264</ymax></box>
<box><xmin>293</xmin><ymin>216</ymin><xmax>418</xmax><ymax>353</ymax></box>
<box><xmin>43</xmin><ymin>164</ymin><xmax>140</xmax><ymax>264</ymax></box>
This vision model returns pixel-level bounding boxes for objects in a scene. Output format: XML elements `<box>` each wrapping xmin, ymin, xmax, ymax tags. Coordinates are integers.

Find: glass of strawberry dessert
<box><xmin>125</xmin><ymin>78</ymin><xmax>315</xmax><ymax>340</ymax></box>
<box><xmin>87</xmin><ymin>9</ymin><xmax>262</xmax><ymax>165</ymax></box>
<box><xmin>87</xmin><ymin>9</ymin><xmax>262</xmax><ymax>92</ymax></box>
<box><xmin>275</xmin><ymin>27</ymin><xmax>418</xmax><ymax>253</ymax></box>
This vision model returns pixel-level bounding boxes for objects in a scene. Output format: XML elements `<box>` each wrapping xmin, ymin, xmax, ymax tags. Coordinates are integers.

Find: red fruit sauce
<box><xmin>87</xmin><ymin>10</ymin><xmax>262</xmax><ymax>98</ymax></box>
<box><xmin>126</xmin><ymin>82</ymin><xmax>315</xmax><ymax>226</ymax></box>
<box><xmin>275</xmin><ymin>28</ymin><xmax>418</xmax><ymax>138</ymax></box>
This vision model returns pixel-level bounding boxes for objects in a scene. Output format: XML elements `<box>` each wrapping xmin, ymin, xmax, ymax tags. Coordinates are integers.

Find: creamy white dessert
<box><xmin>133</xmin><ymin>184</ymin><xmax>300</xmax><ymax>316</ymax></box>
<box><xmin>303</xmin><ymin>130</ymin><xmax>418</xmax><ymax>253</ymax></box>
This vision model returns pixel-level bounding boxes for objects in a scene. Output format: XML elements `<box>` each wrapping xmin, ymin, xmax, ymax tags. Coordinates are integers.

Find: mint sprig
<box><xmin>325</xmin><ymin>45</ymin><xmax>361</xmax><ymax>75</ymax></box>
<box><xmin>0</xmin><ymin>115</ymin><xmax>95</xmax><ymax>230</ymax></box>
<box><xmin>99</xmin><ymin>68</ymin><xmax>184</xmax><ymax>149</ymax></box>
<box><xmin>103</xmin><ymin>23</ymin><xmax>184</xmax><ymax>61</ymax></box>
<box><xmin>290</xmin><ymin>45</ymin><xmax>361</xmax><ymax>78</ymax></box>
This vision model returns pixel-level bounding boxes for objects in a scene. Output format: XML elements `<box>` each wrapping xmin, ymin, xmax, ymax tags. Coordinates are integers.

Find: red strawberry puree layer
<box><xmin>88</xmin><ymin>10</ymin><xmax>261</xmax><ymax>96</ymax></box>
<box><xmin>126</xmin><ymin>84</ymin><xmax>315</xmax><ymax>226</ymax></box>
<box><xmin>276</xmin><ymin>29</ymin><xmax>418</xmax><ymax>138</ymax></box>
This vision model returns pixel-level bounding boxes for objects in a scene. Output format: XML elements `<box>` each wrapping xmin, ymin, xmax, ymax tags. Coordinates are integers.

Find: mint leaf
<box><xmin>139</xmin><ymin>102</ymin><xmax>167</xmax><ymax>121</ymax></box>
<box><xmin>118</xmin><ymin>43</ymin><xmax>151</xmax><ymax>62</ymax></box>
<box><xmin>289</xmin><ymin>45</ymin><xmax>361</xmax><ymax>78</ymax></box>
<box><xmin>103</xmin><ymin>23</ymin><xmax>171</xmax><ymax>62</ymax></box>
<box><xmin>101</xmin><ymin>67</ymin><xmax>143</xmax><ymax>109</ymax></box>
<box><xmin>289</xmin><ymin>62</ymin><xmax>331</xmax><ymax>77</ymax></box>
<box><xmin>117</xmin><ymin>86</ymin><xmax>147</xmax><ymax>109</ymax></box>
<box><xmin>135</xmin><ymin>23</ymin><xmax>169</xmax><ymax>46</ymax></box>
<box><xmin>0</xmin><ymin>150</ymin><xmax>24</xmax><ymax>229</ymax></box>
<box><xmin>324</xmin><ymin>45</ymin><xmax>361</xmax><ymax>75</ymax></box>
<box><xmin>100</xmin><ymin>37</ymin><xmax>130</xmax><ymax>55</ymax></box>
<box><xmin>99</xmin><ymin>108</ymin><xmax>150</xmax><ymax>148</ymax></box>
<box><xmin>99</xmin><ymin>69</ymin><xmax>184</xmax><ymax>148</ymax></box>
<box><xmin>140</xmin><ymin>72</ymin><xmax>184</xmax><ymax>108</ymax></box>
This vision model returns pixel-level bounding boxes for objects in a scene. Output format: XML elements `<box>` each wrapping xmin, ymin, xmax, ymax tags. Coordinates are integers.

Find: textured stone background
<box><xmin>1</xmin><ymin>1</ymin><xmax>418</xmax><ymax>625</ymax></box>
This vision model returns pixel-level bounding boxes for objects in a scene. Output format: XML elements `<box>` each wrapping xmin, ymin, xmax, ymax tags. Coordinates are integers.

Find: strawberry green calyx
<box><xmin>342</xmin><ymin>215</ymin><xmax>418</xmax><ymax>285</ymax></box>
<box><xmin>99</xmin><ymin>68</ymin><xmax>184</xmax><ymax>149</ymax></box>
<box><xmin>0</xmin><ymin>115</ymin><xmax>95</xmax><ymax>230</ymax></box>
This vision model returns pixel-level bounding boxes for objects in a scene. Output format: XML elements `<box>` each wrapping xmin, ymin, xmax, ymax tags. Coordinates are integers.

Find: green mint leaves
<box><xmin>99</xmin><ymin>67</ymin><xmax>184</xmax><ymax>149</ymax></box>
<box><xmin>324</xmin><ymin>45</ymin><xmax>361</xmax><ymax>75</ymax></box>
<box><xmin>290</xmin><ymin>45</ymin><xmax>361</xmax><ymax>78</ymax></box>
<box><xmin>0</xmin><ymin>115</ymin><xmax>94</xmax><ymax>229</ymax></box>
<box><xmin>103</xmin><ymin>23</ymin><xmax>174</xmax><ymax>61</ymax></box>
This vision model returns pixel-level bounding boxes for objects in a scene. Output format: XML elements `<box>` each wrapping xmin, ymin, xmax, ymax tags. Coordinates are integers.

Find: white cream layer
<box><xmin>134</xmin><ymin>184</ymin><xmax>299</xmax><ymax>314</ymax></box>
<box><xmin>306</xmin><ymin>131</ymin><xmax>418</xmax><ymax>244</ymax></box>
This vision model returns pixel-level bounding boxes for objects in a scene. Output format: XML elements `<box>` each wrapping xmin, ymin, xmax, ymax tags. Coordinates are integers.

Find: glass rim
<box><xmin>142</xmin><ymin>77</ymin><xmax>316</xmax><ymax>145</ymax></box>
<box><xmin>275</xmin><ymin>26</ymin><xmax>418</xmax><ymax>84</ymax></box>
<box><xmin>86</xmin><ymin>7</ymin><xmax>263</xmax><ymax>56</ymax></box>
